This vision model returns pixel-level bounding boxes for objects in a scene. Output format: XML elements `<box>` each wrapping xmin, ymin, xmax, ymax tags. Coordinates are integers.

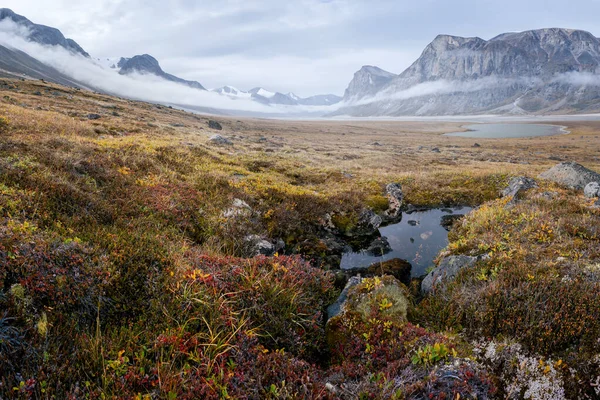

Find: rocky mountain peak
<box><xmin>0</xmin><ymin>8</ymin><xmax>89</xmax><ymax>57</ymax></box>
<box><xmin>118</xmin><ymin>54</ymin><xmax>163</xmax><ymax>75</ymax></box>
<box><xmin>335</xmin><ymin>27</ymin><xmax>600</xmax><ymax>117</ymax></box>
<box><xmin>343</xmin><ymin>65</ymin><xmax>396</xmax><ymax>100</ymax></box>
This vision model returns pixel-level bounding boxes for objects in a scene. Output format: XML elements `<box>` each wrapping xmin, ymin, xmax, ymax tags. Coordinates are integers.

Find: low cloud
<box><xmin>0</xmin><ymin>19</ymin><xmax>323</xmax><ymax>115</ymax></box>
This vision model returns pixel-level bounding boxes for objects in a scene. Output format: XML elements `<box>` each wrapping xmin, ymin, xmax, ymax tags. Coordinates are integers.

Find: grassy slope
<box><xmin>0</xmin><ymin>79</ymin><xmax>598</xmax><ymax>399</ymax></box>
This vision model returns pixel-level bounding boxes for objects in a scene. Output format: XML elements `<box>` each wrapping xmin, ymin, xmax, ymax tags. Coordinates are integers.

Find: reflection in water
<box><xmin>341</xmin><ymin>207</ymin><xmax>472</xmax><ymax>277</ymax></box>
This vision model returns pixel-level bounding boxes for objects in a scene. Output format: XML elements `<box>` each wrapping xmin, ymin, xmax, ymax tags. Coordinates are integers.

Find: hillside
<box><xmin>0</xmin><ymin>77</ymin><xmax>599</xmax><ymax>398</ymax></box>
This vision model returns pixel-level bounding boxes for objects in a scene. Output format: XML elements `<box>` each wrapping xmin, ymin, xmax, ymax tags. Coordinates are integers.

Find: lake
<box><xmin>445</xmin><ymin>123</ymin><xmax>569</xmax><ymax>138</ymax></box>
<box><xmin>340</xmin><ymin>207</ymin><xmax>472</xmax><ymax>277</ymax></box>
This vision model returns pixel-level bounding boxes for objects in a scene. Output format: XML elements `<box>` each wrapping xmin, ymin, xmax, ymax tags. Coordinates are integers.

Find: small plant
<box><xmin>411</xmin><ymin>343</ymin><xmax>454</xmax><ymax>366</ymax></box>
<box><xmin>0</xmin><ymin>116</ymin><xmax>9</xmax><ymax>132</ymax></box>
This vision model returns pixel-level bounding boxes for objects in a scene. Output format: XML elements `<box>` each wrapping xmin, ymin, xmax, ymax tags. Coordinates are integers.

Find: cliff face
<box><xmin>336</xmin><ymin>29</ymin><xmax>600</xmax><ymax>116</ymax></box>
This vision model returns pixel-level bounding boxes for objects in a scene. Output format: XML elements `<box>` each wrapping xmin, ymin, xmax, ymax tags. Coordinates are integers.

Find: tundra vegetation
<box><xmin>0</xmin><ymin>79</ymin><xmax>599</xmax><ymax>399</ymax></box>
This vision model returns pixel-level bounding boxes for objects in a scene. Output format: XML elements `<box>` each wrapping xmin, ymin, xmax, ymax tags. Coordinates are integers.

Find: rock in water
<box><xmin>365</xmin><ymin>236</ymin><xmax>392</xmax><ymax>256</ymax></box>
<box><xmin>385</xmin><ymin>183</ymin><xmax>403</xmax><ymax>218</ymax></box>
<box><xmin>539</xmin><ymin>162</ymin><xmax>600</xmax><ymax>190</ymax></box>
<box><xmin>584</xmin><ymin>182</ymin><xmax>600</xmax><ymax>198</ymax></box>
<box><xmin>352</xmin><ymin>209</ymin><xmax>382</xmax><ymax>237</ymax></box>
<box><xmin>440</xmin><ymin>214</ymin><xmax>465</xmax><ymax>231</ymax></box>
<box><xmin>421</xmin><ymin>255</ymin><xmax>478</xmax><ymax>294</ymax></box>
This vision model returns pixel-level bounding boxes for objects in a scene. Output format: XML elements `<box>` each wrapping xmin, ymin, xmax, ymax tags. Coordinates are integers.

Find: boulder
<box><xmin>421</xmin><ymin>255</ymin><xmax>478</xmax><ymax>294</ymax></box>
<box><xmin>327</xmin><ymin>275</ymin><xmax>411</xmax><ymax>323</ymax></box>
<box><xmin>365</xmin><ymin>236</ymin><xmax>391</xmax><ymax>256</ymax></box>
<box><xmin>244</xmin><ymin>235</ymin><xmax>285</xmax><ymax>257</ymax></box>
<box><xmin>222</xmin><ymin>198</ymin><xmax>252</xmax><ymax>218</ymax></box>
<box><xmin>327</xmin><ymin>276</ymin><xmax>363</xmax><ymax>320</ymax></box>
<box><xmin>87</xmin><ymin>113</ymin><xmax>101</xmax><ymax>120</ymax></box>
<box><xmin>501</xmin><ymin>176</ymin><xmax>538</xmax><ymax>201</ymax></box>
<box><xmin>352</xmin><ymin>209</ymin><xmax>382</xmax><ymax>237</ymax></box>
<box><xmin>208</xmin><ymin>120</ymin><xmax>223</xmax><ymax>130</ymax></box>
<box><xmin>539</xmin><ymin>162</ymin><xmax>600</xmax><ymax>190</ymax></box>
<box><xmin>209</xmin><ymin>134</ymin><xmax>232</xmax><ymax>145</ymax></box>
<box><xmin>384</xmin><ymin>183</ymin><xmax>404</xmax><ymax>218</ymax></box>
<box><xmin>584</xmin><ymin>182</ymin><xmax>600</xmax><ymax>198</ymax></box>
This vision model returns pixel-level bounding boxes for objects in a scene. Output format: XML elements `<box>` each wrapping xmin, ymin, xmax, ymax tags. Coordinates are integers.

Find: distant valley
<box><xmin>1</xmin><ymin>8</ymin><xmax>600</xmax><ymax>117</ymax></box>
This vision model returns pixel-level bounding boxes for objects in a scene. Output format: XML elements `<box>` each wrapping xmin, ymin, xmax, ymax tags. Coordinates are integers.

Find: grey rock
<box><xmin>366</xmin><ymin>236</ymin><xmax>392</xmax><ymax>256</ymax></box>
<box><xmin>118</xmin><ymin>54</ymin><xmax>206</xmax><ymax>90</ymax></box>
<box><xmin>208</xmin><ymin>120</ymin><xmax>223</xmax><ymax>130</ymax></box>
<box><xmin>421</xmin><ymin>255</ymin><xmax>479</xmax><ymax>294</ymax></box>
<box><xmin>385</xmin><ymin>183</ymin><xmax>404</xmax><ymax>218</ymax></box>
<box><xmin>327</xmin><ymin>276</ymin><xmax>363</xmax><ymax>320</ymax></box>
<box><xmin>354</xmin><ymin>209</ymin><xmax>382</xmax><ymax>236</ymax></box>
<box><xmin>501</xmin><ymin>176</ymin><xmax>538</xmax><ymax>200</ymax></box>
<box><xmin>222</xmin><ymin>198</ymin><xmax>251</xmax><ymax>218</ymax></box>
<box><xmin>584</xmin><ymin>182</ymin><xmax>600</xmax><ymax>198</ymax></box>
<box><xmin>209</xmin><ymin>134</ymin><xmax>232</xmax><ymax>146</ymax></box>
<box><xmin>244</xmin><ymin>235</ymin><xmax>285</xmax><ymax>257</ymax></box>
<box><xmin>539</xmin><ymin>162</ymin><xmax>600</xmax><ymax>190</ymax></box>
<box><xmin>87</xmin><ymin>114</ymin><xmax>101</xmax><ymax>120</ymax></box>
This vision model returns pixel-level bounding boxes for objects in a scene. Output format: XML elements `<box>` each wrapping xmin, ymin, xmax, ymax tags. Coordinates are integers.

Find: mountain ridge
<box><xmin>335</xmin><ymin>28</ymin><xmax>600</xmax><ymax>116</ymax></box>
<box><xmin>0</xmin><ymin>8</ymin><xmax>89</xmax><ymax>57</ymax></box>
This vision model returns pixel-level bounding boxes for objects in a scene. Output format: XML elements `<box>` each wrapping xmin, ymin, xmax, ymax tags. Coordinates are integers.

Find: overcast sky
<box><xmin>3</xmin><ymin>0</ymin><xmax>600</xmax><ymax>97</ymax></box>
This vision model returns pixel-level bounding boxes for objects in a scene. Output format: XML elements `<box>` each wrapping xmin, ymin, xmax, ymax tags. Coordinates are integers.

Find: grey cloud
<box><xmin>2</xmin><ymin>0</ymin><xmax>600</xmax><ymax>96</ymax></box>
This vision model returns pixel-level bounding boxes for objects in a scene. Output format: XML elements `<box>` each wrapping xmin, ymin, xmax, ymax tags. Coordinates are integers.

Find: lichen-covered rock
<box><xmin>384</xmin><ymin>183</ymin><xmax>403</xmax><ymax>218</ymax></box>
<box><xmin>421</xmin><ymin>255</ymin><xmax>479</xmax><ymax>294</ymax></box>
<box><xmin>584</xmin><ymin>181</ymin><xmax>600</xmax><ymax>198</ymax></box>
<box><xmin>326</xmin><ymin>276</ymin><xmax>412</xmax><ymax>346</ymax></box>
<box><xmin>244</xmin><ymin>235</ymin><xmax>285</xmax><ymax>257</ymax></box>
<box><xmin>352</xmin><ymin>209</ymin><xmax>382</xmax><ymax>237</ymax></box>
<box><xmin>222</xmin><ymin>198</ymin><xmax>252</xmax><ymax>218</ymax></box>
<box><xmin>501</xmin><ymin>176</ymin><xmax>538</xmax><ymax>201</ymax></box>
<box><xmin>539</xmin><ymin>162</ymin><xmax>600</xmax><ymax>190</ymax></box>
<box><xmin>209</xmin><ymin>134</ymin><xmax>232</xmax><ymax>145</ymax></box>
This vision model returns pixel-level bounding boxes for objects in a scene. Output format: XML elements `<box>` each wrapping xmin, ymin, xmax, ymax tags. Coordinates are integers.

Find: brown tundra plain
<box><xmin>0</xmin><ymin>78</ymin><xmax>599</xmax><ymax>399</ymax></box>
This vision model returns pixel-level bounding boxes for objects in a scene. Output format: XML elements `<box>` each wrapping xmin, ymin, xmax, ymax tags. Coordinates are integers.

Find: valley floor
<box><xmin>0</xmin><ymin>78</ymin><xmax>599</xmax><ymax>399</ymax></box>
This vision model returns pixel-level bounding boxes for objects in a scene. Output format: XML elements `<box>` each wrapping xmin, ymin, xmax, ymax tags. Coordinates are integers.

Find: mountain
<box><xmin>298</xmin><ymin>94</ymin><xmax>343</xmax><ymax>106</ymax></box>
<box><xmin>0</xmin><ymin>8</ymin><xmax>89</xmax><ymax>57</ymax></box>
<box><xmin>335</xmin><ymin>28</ymin><xmax>600</xmax><ymax>116</ymax></box>
<box><xmin>0</xmin><ymin>44</ymin><xmax>91</xmax><ymax>88</ymax></box>
<box><xmin>118</xmin><ymin>54</ymin><xmax>206</xmax><ymax>90</ymax></box>
<box><xmin>343</xmin><ymin>66</ymin><xmax>396</xmax><ymax>101</ymax></box>
<box><xmin>247</xmin><ymin>87</ymin><xmax>342</xmax><ymax>106</ymax></box>
<box><xmin>213</xmin><ymin>86</ymin><xmax>251</xmax><ymax>98</ymax></box>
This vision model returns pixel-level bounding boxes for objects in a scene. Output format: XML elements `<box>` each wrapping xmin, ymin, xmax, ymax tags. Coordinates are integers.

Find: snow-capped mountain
<box><xmin>212</xmin><ymin>86</ymin><xmax>252</xmax><ymax>98</ymax></box>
